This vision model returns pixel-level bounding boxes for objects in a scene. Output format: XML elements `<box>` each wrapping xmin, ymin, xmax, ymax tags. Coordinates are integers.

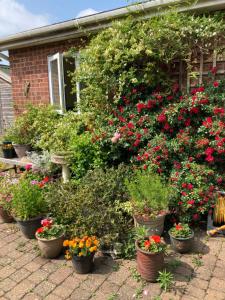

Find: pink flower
<box><xmin>111</xmin><ymin>132</ymin><xmax>121</xmax><ymax>143</ymax></box>
<box><xmin>25</xmin><ymin>164</ymin><xmax>32</xmax><ymax>171</ymax></box>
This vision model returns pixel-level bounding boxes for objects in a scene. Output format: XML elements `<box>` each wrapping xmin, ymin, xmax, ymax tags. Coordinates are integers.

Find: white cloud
<box><xmin>0</xmin><ymin>0</ymin><xmax>50</xmax><ymax>37</ymax></box>
<box><xmin>76</xmin><ymin>8</ymin><xmax>98</xmax><ymax>18</ymax></box>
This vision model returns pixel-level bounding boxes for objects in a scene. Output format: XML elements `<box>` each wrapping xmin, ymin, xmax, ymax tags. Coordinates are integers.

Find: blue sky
<box><xmin>0</xmin><ymin>0</ymin><xmax>133</xmax><ymax>38</ymax></box>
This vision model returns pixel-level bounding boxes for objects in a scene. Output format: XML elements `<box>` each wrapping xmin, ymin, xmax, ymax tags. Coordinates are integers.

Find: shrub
<box><xmin>46</xmin><ymin>165</ymin><xmax>132</xmax><ymax>244</ymax></box>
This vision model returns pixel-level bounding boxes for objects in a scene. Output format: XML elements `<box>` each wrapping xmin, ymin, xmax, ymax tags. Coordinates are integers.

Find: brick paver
<box><xmin>0</xmin><ymin>221</ymin><xmax>225</xmax><ymax>299</ymax></box>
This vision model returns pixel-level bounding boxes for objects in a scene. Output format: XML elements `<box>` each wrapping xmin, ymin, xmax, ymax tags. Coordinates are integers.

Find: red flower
<box><xmin>36</xmin><ymin>227</ymin><xmax>44</xmax><ymax>234</ymax></box>
<box><xmin>181</xmin><ymin>191</ymin><xmax>187</xmax><ymax>196</ymax></box>
<box><xmin>213</xmin><ymin>81</ymin><xmax>219</xmax><ymax>88</ymax></box>
<box><xmin>182</xmin><ymin>183</ymin><xmax>187</xmax><ymax>188</ymax></box>
<box><xmin>214</xmin><ymin>107</ymin><xmax>224</xmax><ymax>116</ymax></box>
<box><xmin>175</xmin><ymin>224</ymin><xmax>183</xmax><ymax>230</ymax></box>
<box><xmin>41</xmin><ymin>218</ymin><xmax>53</xmax><ymax>228</ymax></box>
<box><xmin>144</xmin><ymin>240</ymin><xmax>151</xmax><ymax>248</ymax></box>
<box><xmin>184</xmin><ymin>118</ymin><xmax>191</xmax><ymax>127</ymax></box>
<box><xmin>202</xmin><ymin>117</ymin><xmax>213</xmax><ymax>128</ymax></box>
<box><xmin>157</xmin><ymin>113</ymin><xmax>167</xmax><ymax>123</ymax></box>
<box><xmin>127</xmin><ymin>122</ymin><xmax>135</xmax><ymax>129</ymax></box>
<box><xmin>136</xmin><ymin>103</ymin><xmax>146</xmax><ymax>113</ymax></box>
<box><xmin>133</xmin><ymin>139</ymin><xmax>141</xmax><ymax>147</ymax></box>
<box><xmin>108</xmin><ymin>120</ymin><xmax>114</xmax><ymax>126</ymax></box>
<box><xmin>190</xmin><ymin>107</ymin><xmax>199</xmax><ymax>114</ymax></box>
<box><xmin>43</xmin><ymin>177</ymin><xmax>50</xmax><ymax>183</ymax></box>
<box><xmin>205</xmin><ymin>147</ymin><xmax>214</xmax><ymax>156</ymax></box>
<box><xmin>151</xmin><ymin>235</ymin><xmax>161</xmax><ymax>243</ymax></box>
<box><xmin>217</xmin><ymin>177</ymin><xmax>223</xmax><ymax>184</ymax></box>
<box><xmin>187</xmin><ymin>200</ymin><xmax>195</xmax><ymax>205</ymax></box>
<box><xmin>192</xmin><ymin>214</ymin><xmax>199</xmax><ymax>221</ymax></box>
<box><xmin>143</xmin><ymin>164</ymin><xmax>147</xmax><ymax>170</ymax></box>
<box><xmin>187</xmin><ymin>183</ymin><xmax>194</xmax><ymax>190</ymax></box>
<box><xmin>211</xmin><ymin>67</ymin><xmax>217</xmax><ymax>75</ymax></box>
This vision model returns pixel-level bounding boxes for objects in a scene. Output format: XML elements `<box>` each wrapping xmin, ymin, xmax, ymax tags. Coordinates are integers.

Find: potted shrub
<box><xmin>63</xmin><ymin>236</ymin><xmax>100</xmax><ymax>274</ymax></box>
<box><xmin>136</xmin><ymin>234</ymin><xmax>166</xmax><ymax>282</ymax></box>
<box><xmin>169</xmin><ymin>223</ymin><xmax>194</xmax><ymax>253</ymax></box>
<box><xmin>11</xmin><ymin>177</ymin><xmax>48</xmax><ymax>238</ymax></box>
<box><xmin>35</xmin><ymin>218</ymin><xmax>64</xmax><ymax>258</ymax></box>
<box><xmin>1</xmin><ymin>141</ymin><xmax>16</xmax><ymax>159</ymax></box>
<box><xmin>125</xmin><ymin>171</ymin><xmax>170</xmax><ymax>236</ymax></box>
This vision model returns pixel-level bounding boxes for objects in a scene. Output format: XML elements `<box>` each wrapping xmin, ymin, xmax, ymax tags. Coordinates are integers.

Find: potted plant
<box><xmin>169</xmin><ymin>223</ymin><xmax>194</xmax><ymax>253</ymax></box>
<box><xmin>125</xmin><ymin>171</ymin><xmax>170</xmax><ymax>236</ymax></box>
<box><xmin>35</xmin><ymin>218</ymin><xmax>64</xmax><ymax>258</ymax></box>
<box><xmin>63</xmin><ymin>236</ymin><xmax>100</xmax><ymax>274</ymax></box>
<box><xmin>1</xmin><ymin>141</ymin><xmax>16</xmax><ymax>159</ymax></box>
<box><xmin>11</xmin><ymin>176</ymin><xmax>48</xmax><ymax>238</ymax></box>
<box><xmin>136</xmin><ymin>234</ymin><xmax>166</xmax><ymax>282</ymax></box>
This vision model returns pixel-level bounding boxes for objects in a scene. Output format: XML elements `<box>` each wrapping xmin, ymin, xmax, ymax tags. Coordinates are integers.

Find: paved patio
<box><xmin>0</xmin><ymin>221</ymin><xmax>224</xmax><ymax>300</ymax></box>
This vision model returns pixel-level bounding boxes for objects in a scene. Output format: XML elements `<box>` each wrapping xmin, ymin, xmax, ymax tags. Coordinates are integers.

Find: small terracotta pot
<box><xmin>36</xmin><ymin>233</ymin><xmax>64</xmax><ymax>259</ymax></box>
<box><xmin>16</xmin><ymin>215</ymin><xmax>43</xmax><ymax>239</ymax></box>
<box><xmin>13</xmin><ymin>144</ymin><xmax>31</xmax><ymax>158</ymax></box>
<box><xmin>134</xmin><ymin>214</ymin><xmax>166</xmax><ymax>236</ymax></box>
<box><xmin>136</xmin><ymin>240</ymin><xmax>164</xmax><ymax>282</ymax></box>
<box><xmin>0</xmin><ymin>206</ymin><xmax>14</xmax><ymax>223</ymax></box>
<box><xmin>169</xmin><ymin>230</ymin><xmax>194</xmax><ymax>253</ymax></box>
<box><xmin>72</xmin><ymin>253</ymin><xmax>95</xmax><ymax>274</ymax></box>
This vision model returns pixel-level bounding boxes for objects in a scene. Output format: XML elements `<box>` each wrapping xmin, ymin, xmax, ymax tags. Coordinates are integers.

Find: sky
<box><xmin>0</xmin><ymin>0</ymin><xmax>133</xmax><ymax>38</ymax></box>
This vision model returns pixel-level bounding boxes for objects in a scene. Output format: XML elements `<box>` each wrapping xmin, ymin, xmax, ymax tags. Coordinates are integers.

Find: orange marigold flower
<box><xmin>90</xmin><ymin>246</ymin><xmax>97</xmax><ymax>253</ymax></box>
<box><xmin>63</xmin><ymin>240</ymin><xmax>69</xmax><ymax>247</ymax></box>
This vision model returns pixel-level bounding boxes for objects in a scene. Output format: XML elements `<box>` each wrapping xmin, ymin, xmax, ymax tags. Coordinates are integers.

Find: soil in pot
<box><xmin>16</xmin><ymin>216</ymin><xmax>43</xmax><ymax>239</ymax></box>
<box><xmin>169</xmin><ymin>230</ymin><xmax>194</xmax><ymax>254</ymax></box>
<box><xmin>134</xmin><ymin>214</ymin><xmax>166</xmax><ymax>236</ymax></box>
<box><xmin>13</xmin><ymin>144</ymin><xmax>31</xmax><ymax>158</ymax></box>
<box><xmin>36</xmin><ymin>234</ymin><xmax>64</xmax><ymax>259</ymax></box>
<box><xmin>72</xmin><ymin>254</ymin><xmax>95</xmax><ymax>274</ymax></box>
<box><xmin>0</xmin><ymin>206</ymin><xmax>14</xmax><ymax>223</ymax></box>
<box><xmin>136</xmin><ymin>240</ymin><xmax>164</xmax><ymax>282</ymax></box>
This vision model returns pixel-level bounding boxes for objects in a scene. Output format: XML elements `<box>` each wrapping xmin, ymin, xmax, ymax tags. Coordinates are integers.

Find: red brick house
<box><xmin>0</xmin><ymin>0</ymin><xmax>224</xmax><ymax>115</ymax></box>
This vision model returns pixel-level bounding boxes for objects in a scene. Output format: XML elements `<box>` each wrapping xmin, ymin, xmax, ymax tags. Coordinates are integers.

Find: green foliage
<box><xmin>46</xmin><ymin>165</ymin><xmax>132</xmax><ymax>242</ymax></box>
<box><xmin>0</xmin><ymin>174</ymin><xmax>18</xmax><ymax>213</ymax></box>
<box><xmin>157</xmin><ymin>270</ymin><xmax>174</xmax><ymax>292</ymax></box>
<box><xmin>11</xmin><ymin>177</ymin><xmax>47</xmax><ymax>220</ymax></box>
<box><xmin>169</xmin><ymin>223</ymin><xmax>192</xmax><ymax>238</ymax></box>
<box><xmin>125</xmin><ymin>170</ymin><xmax>171</xmax><ymax>216</ymax></box>
<box><xmin>36</xmin><ymin>224</ymin><xmax>64</xmax><ymax>240</ymax></box>
<box><xmin>70</xmin><ymin>12</ymin><xmax>225</xmax><ymax>116</ymax></box>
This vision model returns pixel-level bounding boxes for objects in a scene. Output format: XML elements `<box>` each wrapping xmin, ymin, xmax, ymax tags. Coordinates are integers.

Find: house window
<box><xmin>48</xmin><ymin>52</ymin><xmax>80</xmax><ymax>114</ymax></box>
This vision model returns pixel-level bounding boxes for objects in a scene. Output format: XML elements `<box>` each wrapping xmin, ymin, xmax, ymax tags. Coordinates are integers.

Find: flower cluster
<box><xmin>139</xmin><ymin>235</ymin><xmax>166</xmax><ymax>253</ymax></box>
<box><xmin>169</xmin><ymin>223</ymin><xmax>192</xmax><ymax>238</ymax></box>
<box><xmin>36</xmin><ymin>218</ymin><xmax>64</xmax><ymax>240</ymax></box>
<box><xmin>63</xmin><ymin>236</ymin><xmax>100</xmax><ymax>259</ymax></box>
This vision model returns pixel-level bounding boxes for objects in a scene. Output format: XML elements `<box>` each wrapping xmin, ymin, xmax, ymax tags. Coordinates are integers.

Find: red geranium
<box><xmin>175</xmin><ymin>224</ymin><xmax>183</xmax><ymax>230</ymax></box>
<box><xmin>151</xmin><ymin>235</ymin><xmax>161</xmax><ymax>243</ymax></box>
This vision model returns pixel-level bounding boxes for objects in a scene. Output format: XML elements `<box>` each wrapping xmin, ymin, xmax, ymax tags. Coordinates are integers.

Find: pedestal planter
<box><xmin>13</xmin><ymin>144</ymin><xmax>31</xmax><ymax>158</ymax></box>
<box><xmin>16</xmin><ymin>216</ymin><xmax>43</xmax><ymax>239</ymax></box>
<box><xmin>0</xmin><ymin>206</ymin><xmax>14</xmax><ymax>223</ymax></box>
<box><xmin>135</xmin><ymin>240</ymin><xmax>164</xmax><ymax>282</ymax></box>
<box><xmin>51</xmin><ymin>154</ymin><xmax>70</xmax><ymax>183</ymax></box>
<box><xmin>169</xmin><ymin>230</ymin><xmax>194</xmax><ymax>253</ymax></box>
<box><xmin>134</xmin><ymin>214</ymin><xmax>166</xmax><ymax>236</ymax></box>
<box><xmin>36</xmin><ymin>233</ymin><xmax>64</xmax><ymax>258</ymax></box>
<box><xmin>72</xmin><ymin>254</ymin><xmax>95</xmax><ymax>274</ymax></box>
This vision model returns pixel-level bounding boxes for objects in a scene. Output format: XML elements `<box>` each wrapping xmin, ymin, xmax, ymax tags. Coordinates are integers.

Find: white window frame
<box><xmin>48</xmin><ymin>52</ymin><xmax>81</xmax><ymax>114</ymax></box>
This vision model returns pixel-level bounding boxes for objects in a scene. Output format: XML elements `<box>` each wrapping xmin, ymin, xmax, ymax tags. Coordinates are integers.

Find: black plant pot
<box><xmin>16</xmin><ymin>216</ymin><xmax>43</xmax><ymax>239</ymax></box>
<box><xmin>2</xmin><ymin>141</ymin><xmax>16</xmax><ymax>159</ymax></box>
<box><xmin>169</xmin><ymin>230</ymin><xmax>194</xmax><ymax>253</ymax></box>
<box><xmin>72</xmin><ymin>253</ymin><xmax>94</xmax><ymax>274</ymax></box>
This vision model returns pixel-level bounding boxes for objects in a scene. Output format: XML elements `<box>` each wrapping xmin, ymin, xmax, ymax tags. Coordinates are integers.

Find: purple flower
<box><xmin>31</xmin><ymin>180</ymin><xmax>39</xmax><ymax>185</ymax></box>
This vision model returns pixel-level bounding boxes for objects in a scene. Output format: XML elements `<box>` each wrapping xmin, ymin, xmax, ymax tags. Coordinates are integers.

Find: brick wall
<box><xmin>9</xmin><ymin>38</ymin><xmax>87</xmax><ymax>114</ymax></box>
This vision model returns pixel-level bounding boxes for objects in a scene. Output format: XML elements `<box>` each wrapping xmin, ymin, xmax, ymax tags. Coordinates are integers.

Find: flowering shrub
<box><xmin>63</xmin><ymin>236</ymin><xmax>99</xmax><ymax>258</ymax></box>
<box><xmin>94</xmin><ymin>73</ymin><xmax>225</xmax><ymax>222</ymax></box>
<box><xmin>36</xmin><ymin>218</ymin><xmax>64</xmax><ymax>240</ymax></box>
<box><xmin>169</xmin><ymin>223</ymin><xmax>192</xmax><ymax>238</ymax></box>
<box><xmin>138</xmin><ymin>235</ymin><xmax>166</xmax><ymax>253</ymax></box>
<box><xmin>0</xmin><ymin>174</ymin><xmax>19</xmax><ymax>213</ymax></box>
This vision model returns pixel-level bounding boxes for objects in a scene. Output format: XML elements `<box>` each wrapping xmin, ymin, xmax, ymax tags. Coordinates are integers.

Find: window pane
<box><xmin>63</xmin><ymin>57</ymin><xmax>76</xmax><ymax>110</ymax></box>
<box><xmin>50</xmin><ymin>59</ymin><xmax>60</xmax><ymax>108</ymax></box>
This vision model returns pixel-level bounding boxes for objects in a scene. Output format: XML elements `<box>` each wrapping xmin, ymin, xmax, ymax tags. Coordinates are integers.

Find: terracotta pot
<box><xmin>169</xmin><ymin>230</ymin><xmax>194</xmax><ymax>253</ymax></box>
<box><xmin>16</xmin><ymin>215</ymin><xmax>43</xmax><ymax>239</ymax></box>
<box><xmin>134</xmin><ymin>214</ymin><xmax>166</xmax><ymax>236</ymax></box>
<box><xmin>13</xmin><ymin>144</ymin><xmax>31</xmax><ymax>158</ymax></box>
<box><xmin>0</xmin><ymin>206</ymin><xmax>14</xmax><ymax>223</ymax></box>
<box><xmin>72</xmin><ymin>253</ymin><xmax>95</xmax><ymax>274</ymax></box>
<box><xmin>36</xmin><ymin>233</ymin><xmax>64</xmax><ymax>258</ymax></box>
<box><xmin>136</xmin><ymin>240</ymin><xmax>164</xmax><ymax>282</ymax></box>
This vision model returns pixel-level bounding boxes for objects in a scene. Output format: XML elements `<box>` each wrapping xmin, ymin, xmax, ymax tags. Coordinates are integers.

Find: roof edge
<box><xmin>0</xmin><ymin>0</ymin><xmax>225</xmax><ymax>51</ymax></box>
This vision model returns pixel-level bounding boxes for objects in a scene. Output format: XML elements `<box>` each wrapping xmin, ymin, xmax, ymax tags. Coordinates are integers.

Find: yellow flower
<box><xmin>86</xmin><ymin>238</ymin><xmax>92</xmax><ymax>248</ymax></box>
<box><xmin>79</xmin><ymin>242</ymin><xmax>84</xmax><ymax>248</ymax></box>
<box><xmin>69</xmin><ymin>240</ymin><xmax>76</xmax><ymax>247</ymax></box>
<box><xmin>65</xmin><ymin>251</ymin><xmax>71</xmax><ymax>260</ymax></box>
<box><xmin>93</xmin><ymin>239</ymin><xmax>99</xmax><ymax>247</ymax></box>
<box><xmin>63</xmin><ymin>240</ymin><xmax>69</xmax><ymax>247</ymax></box>
<box><xmin>90</xmin><ymin>246</ymin><xmax>97</xmax><ymax>253</ymax></box>
<box><xmin>78</xmin><ymin>252</ymin><xmax>84</xmax><ymax>257</ymax></box>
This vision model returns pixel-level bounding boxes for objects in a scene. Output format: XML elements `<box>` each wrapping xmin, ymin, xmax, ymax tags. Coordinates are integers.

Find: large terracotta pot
<box><xmin>134</xmin><ymin>214</ymin><xmax>166</xmax><ymax>236</ymax></box>
<box><xmin>136</xmin><ymin>240</ymin><xmax>164</xmax><ymax>282</ymax></box>
<box><xmin>13</xmin><ymin>144</ymin><xmax>31</xmax><ymax>158</ymax></box>
<box><xmin>169</xmin><ymin>230</ymin><xmax>194</xmax><ymax>253</ymax></box>
<box><xmin>35</xmin><ymin>233</ymin><xmax>64</xmax><ymax>258</ymax></box>
<box><xmin>72</xmin><ymin>253</ymin><xmax>95</xmax><ymax>274</ymax></box>
<box><xmin>0</xmin><ymin>206</ymin><xmax>14</xmax><ymax>223</ymax></box>
<box><xmin>15</xmin><ymin>216</ymin><xmax>43</xmax><ymax>239</ymax></box>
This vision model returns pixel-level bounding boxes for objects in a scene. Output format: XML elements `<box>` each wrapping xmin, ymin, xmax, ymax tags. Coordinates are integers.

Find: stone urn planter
<box><xmin>13</xmin><ymin>144</ymin><xmax>31</xmax><ymax>158</ymax></box>
<box><xmin>35</xmin><ymin>233</ymin><xmax>64</xmax><ymax>258</ymax></box>
<box><xmin>0</xmin><ymin>206</ymin><xmax>14</xmax><ymax>223</ymax></box>
<box><xmin>15</xmin><ymin>216</ymin><xmax>43</xmax><ymax>239</ymax></box>
<box><xmin>134</xmin><ymin>213</ymin><xmax>166</xmax><ymax>236</ymax></box>
<box><xmin>169</xmin><ymin>230</ymin><xmax>194</xmax><ymax>253</ymax></box>
<box><xmin>135</xmin><ymin>240</ymin><xmax>165</xmax><ymax>282</ymax></box>
<box><xmin>72</xmin><ymin>253</ymin><xmax>95</xmax><ymax>274</ymax></box>
<box><xmin>51</xmin><ymin>153</ymin><xmax>70</xmax><ymax>183</ymax></box>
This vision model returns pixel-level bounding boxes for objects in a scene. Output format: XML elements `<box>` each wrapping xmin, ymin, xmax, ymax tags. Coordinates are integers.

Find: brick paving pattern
<box><xmin>0</xmin><ymin>221</ymin><xmax>224</xmax><ymax>300</ymax></box>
